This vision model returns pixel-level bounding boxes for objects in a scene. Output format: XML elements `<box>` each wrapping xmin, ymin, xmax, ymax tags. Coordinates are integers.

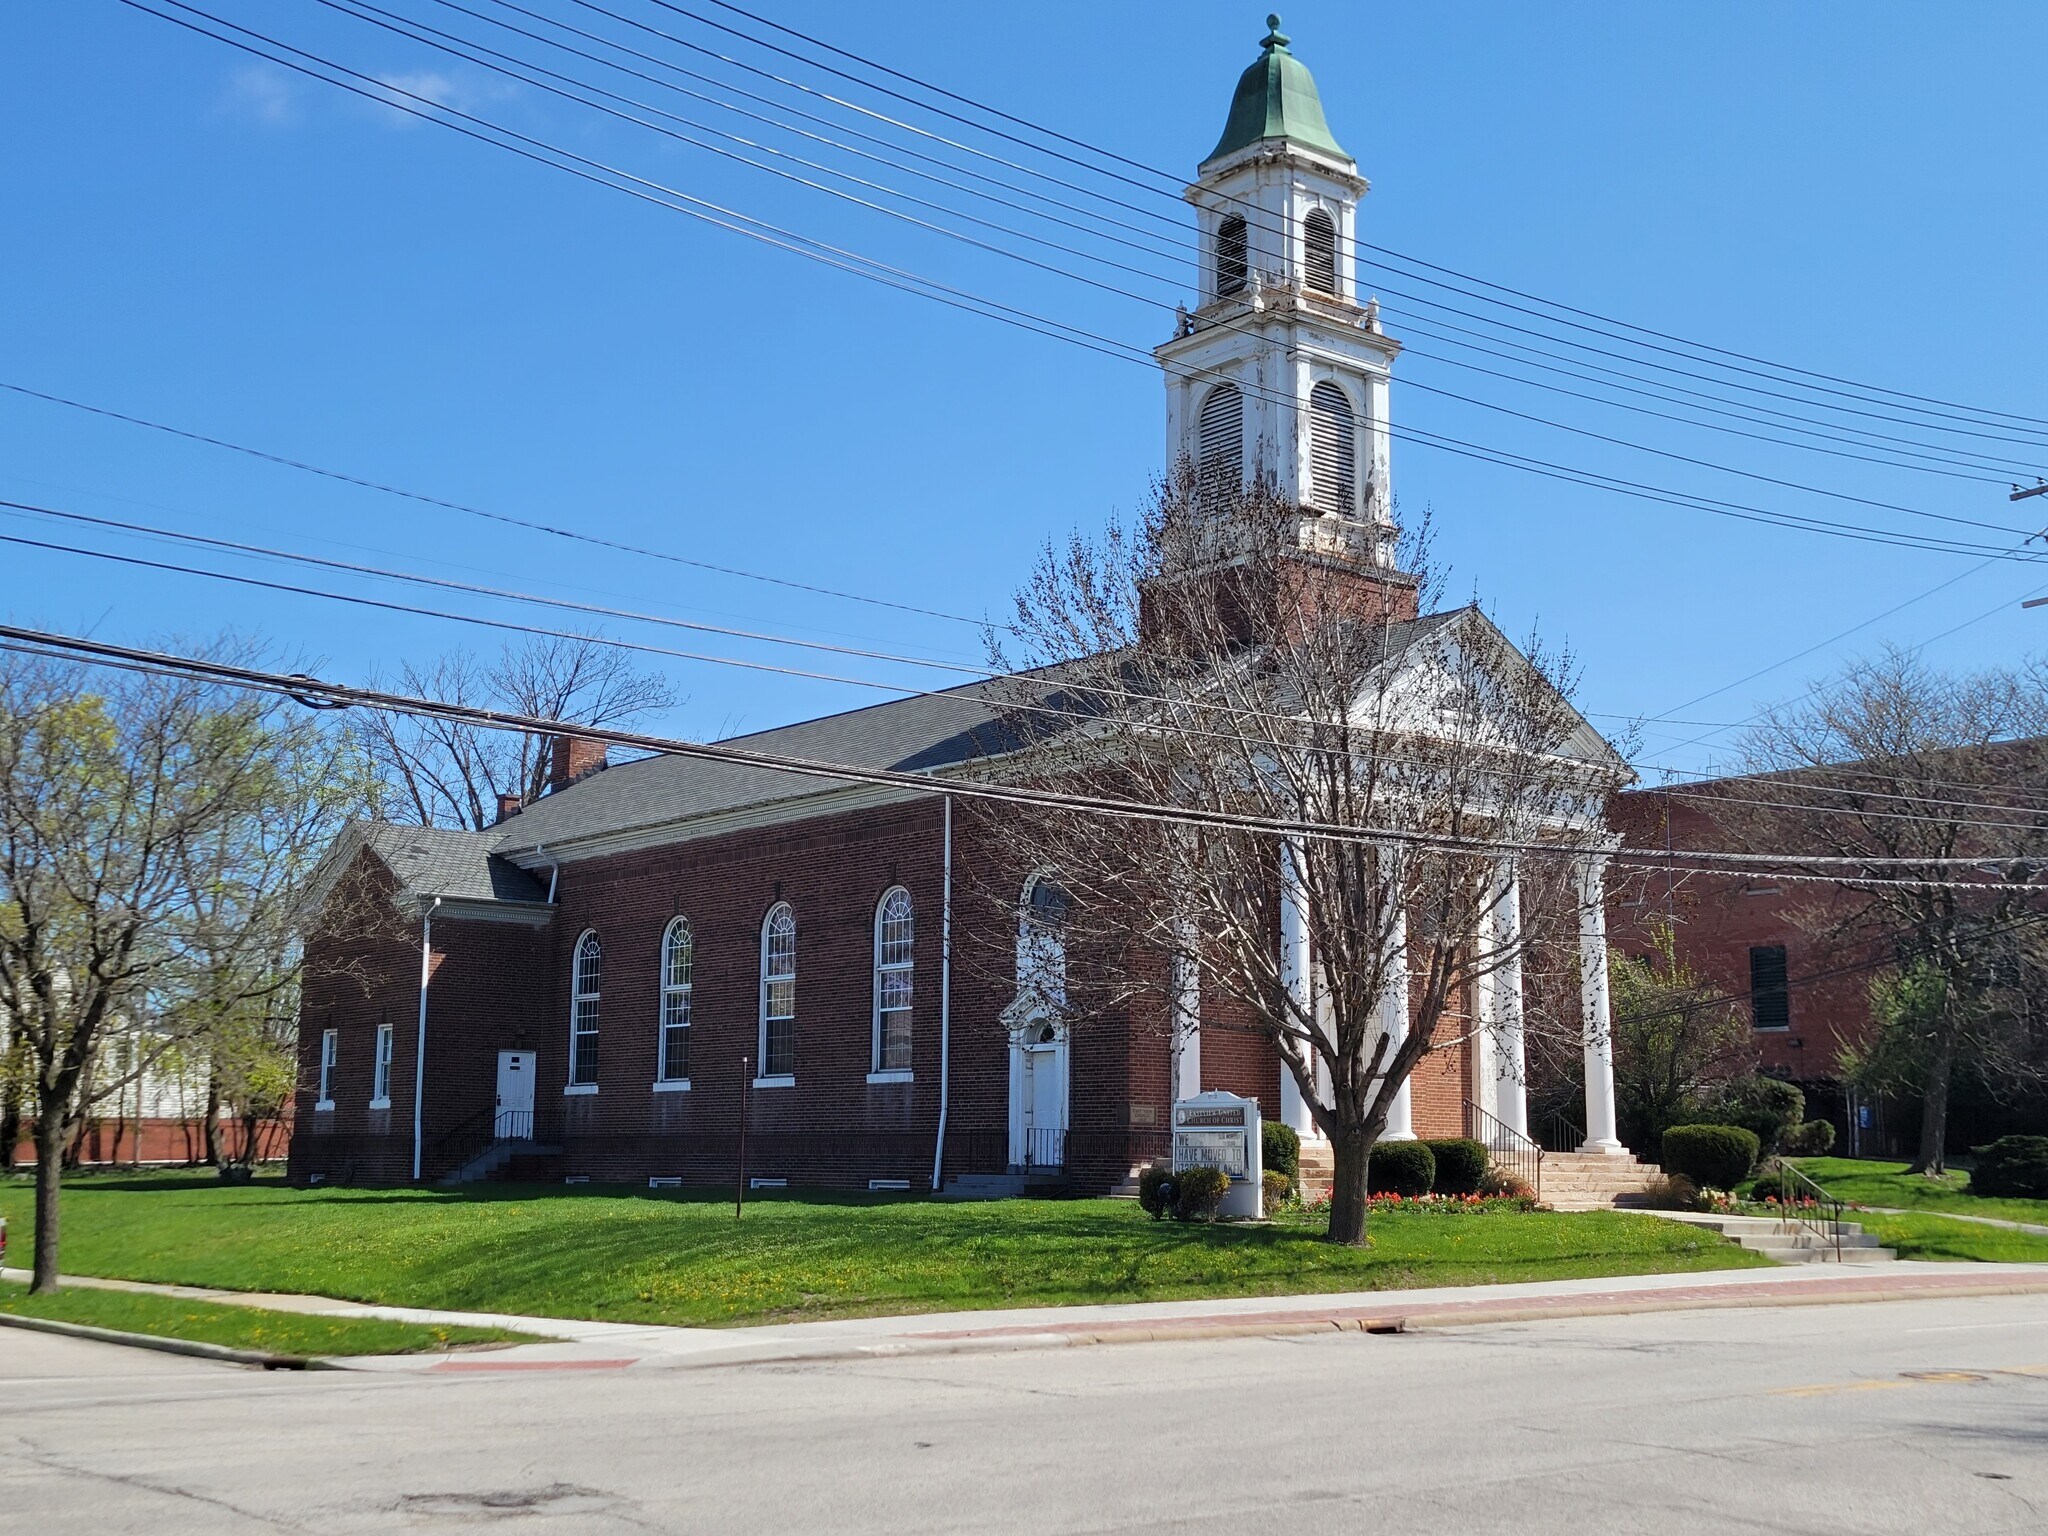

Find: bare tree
<box><xmin>360</xmin><ymin>636</ymin><xmax>676</xmax><ymax>830</ymax></box>
<box><xmin>1729</xmin><ymin>646</ymin><xmax>2048</xmax><ymax>1175</ymax></box>
<box><xmin>980</xmin><ymin>476</ymin><xmax>1623</xmax><ymax>1244</ymax></box>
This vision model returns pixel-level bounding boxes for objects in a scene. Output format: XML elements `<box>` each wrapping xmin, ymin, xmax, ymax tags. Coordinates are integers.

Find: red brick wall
<box><xmin>293</xmin><ymin>798</ymin><xmax>1510</xmax><ymax>1189</ymax></box>
<box><xmin>1609</xmin><ymin>789</ymin><xmax>1871</xmax><ymax>1084</ymax></box>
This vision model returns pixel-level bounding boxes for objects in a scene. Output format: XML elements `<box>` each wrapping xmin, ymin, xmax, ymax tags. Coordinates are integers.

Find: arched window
<box><xmin>872</xmin><ymin>887</ymin><xmax>914</xmax><ymax>1074</ymax></box>
<box><xmin>1302</xmin><ymin>208</ymin><xmax>1337</xmax><ymax>295</ymax></box>
<box><xmin>658</xmin><ymin>917</ymin><xmax>692</xmax><ymax>1083</ymax></box>
<box><xmin>1018</xmin><ymin>874</ymin><xmax>1069</xmax><ymax>1009</ymax></box>
<box><xmin>759</xmin><ymin>903</ymin><xmax>796</xmax><ymax>1080</ymax></box>
<box><xmin>1214</xmin><ymin>215</ymin><xmax>1248</xmax><ymax>297</ymax></box>
<box><xmin>568</xmin><ymin>930</ymin><xmax>601</xmax><ymax>1088</ymax></box>
<box><xmin>1309</xmin><ymin>380</ymin><xmax>1356</xmax><ymax>515</ymax></box>
<box><xmin>1197</xmin><ymin>382</ymin><xmax>1244</xmax><ymax>504</ymax></box>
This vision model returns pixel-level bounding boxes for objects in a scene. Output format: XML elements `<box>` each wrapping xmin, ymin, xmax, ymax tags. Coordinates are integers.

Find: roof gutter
<box><xmin>930</xmin><ymin>795</ymin><xmax>953</xmax><ymax>1193</ymax></box>
<box><xmin>411</xmin><ymin>896</ymin><xmax>441</xmax><ymax>1183</ymax></box>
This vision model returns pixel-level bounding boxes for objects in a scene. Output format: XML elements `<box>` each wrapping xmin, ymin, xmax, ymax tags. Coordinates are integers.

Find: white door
<box><xmin>495</xmin><ymin>1050</ymin><xmax>535</xmax><ymax>1139</ymax></box>
<box><xmin>1021</xmin><ymin>1045</ymin><xmax>1066</xmax><ymax>1168</ymax></box>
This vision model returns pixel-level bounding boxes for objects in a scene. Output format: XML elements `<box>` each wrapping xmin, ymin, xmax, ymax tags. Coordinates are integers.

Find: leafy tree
<box><xmin>0</xmin><ymin>643</ymin><xmax>369</xmax><ymax>1291</ymax></box>
<box><xmin>1732</xmin><ymin>647</ymin><xmax>2048</xmax><ymax>1174</ymax></box>
<box><xmin>1607</xmin><ymin>922</ymin><xmax>1752</xmax><ymax>1152</ymax></box>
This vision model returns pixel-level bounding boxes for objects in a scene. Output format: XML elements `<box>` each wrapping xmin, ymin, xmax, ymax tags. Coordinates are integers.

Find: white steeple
<box><xmin>1154</xmin><ymin>16</ymin><xmax>1400</xmax><ymax>571</ymax></box>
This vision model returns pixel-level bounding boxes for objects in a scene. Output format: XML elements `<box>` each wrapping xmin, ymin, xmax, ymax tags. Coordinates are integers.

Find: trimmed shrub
<box><xmin>1780</xmin><ymin>1119</ymin><xmax>1837</xmax><ymax>1157</ymax></box>
<box><xmin>1746</xmin><ymin>1167</ymin><xmax>1800</xmax><ymax>1203</ymax></box>
<box><xmin>1478</xmin><ymin>1166</ymin><xmax>1534</xmax><ymax>1201</ymax></box>
<box><xmin>1662</xmin><ymin>1124</ymin><xmax>1761</xmax><ymax>1191</ymax></box>
<box><xmin>1425</xmin><ymin>1138</ymin><xmax>1489</xmax><ymax>1196</ymax></box>
<box><xmin>1970</xmin><ymin>1135</ymin><xmax>2048</xmax><ymax>1199</ymax></box>
<box><xmin>1137</xmin><ymin>1165</ymin><xmax>1173</xmax><ymax>1220</ymax></box>
<box><xmin>1706</xmin><ymin>1076</ymin><xmax>1805</xmax><ymax>1159</ymax></box>
<box><xmin>1640</xmin><ymin>1172</ymin><xmax>1702</xmax><ymax>1212</ymax></box>
<box><xmin>1261</xmin><ymin>1169</ymin><xmax>1292</xmax><ymax>1213</ymax></box>
<box><xmin>1367</xmin><ymin>1140</ymin><xmax>1435</xmax><ymax>1197</ymax></box>
<box><xmin>1262</xmin><ymin>1121</ymin><xmax>1301</xmax><ymax>1191</ymax></box>
<box><xmin>1172</xmin><ymin>1164</ymin><xmax>1232</xmax><ymax>1222</ymax></box>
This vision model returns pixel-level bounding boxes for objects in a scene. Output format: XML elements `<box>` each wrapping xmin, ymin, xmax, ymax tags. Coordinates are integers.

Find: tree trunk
<box><xmin>204</xmin><ymin>1077</ymin><xmax>224</xmax><ymax>1169</ymax></box>
<box><xmin>32</xmin><ymin>1106</ymin><xmax>64</xmax><ymax>1293</ymax></box>
<box><xmin>1325</xmin><ymin>1128</ymin><xmax>1373</xmax><ymax>1246</ymax></box>
<box><xmin>0</xmin><ymin>1093</ymin><xmax>19</xmax><ymax>1174</ymax></box>
<box><xmin>1909</xmin><ymin>1024</ymin><xmax>1956</xmax><ymax>1177</ymax></box>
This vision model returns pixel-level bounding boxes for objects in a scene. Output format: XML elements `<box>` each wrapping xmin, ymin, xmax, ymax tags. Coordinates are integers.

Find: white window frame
<box><xmin>870</xmin><ymin>886</ymin><xmax>914</xmax><ymax>1082</ymax></box>
<box><xmin>316</xmin><ymin>1028</ymin><xmax>337</xmax><ymax>1111</ymax></box>
<box><xmin>566</xmin><ymin>929</ymin><xmax>601</xmax><ymax>1094</ymax></box>
<box><xmin>1019</xmin><ymin>873</ymin><xmax>1069</xmax><ymax>1010</ymax></box>
<box><xmin>757</xmin><ymin>902</ymin><xmax>797</xmax><ymax>1086</ymax></box>
<box><xmin>370</xmin><ymin>1022</ymin><xmax>394</xmax><ymax>1109</ymax></box>
<box><xmin>655</xmin><ymin>916</ymin><xmax>693</xmax><ymax>1091</ymax></box>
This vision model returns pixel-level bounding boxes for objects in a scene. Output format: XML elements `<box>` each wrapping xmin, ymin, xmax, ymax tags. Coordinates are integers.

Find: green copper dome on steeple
<box><xmin>1204</xmin><ymin>15</ymin><xmax>1350</xmax><ymax>167</ymax></box>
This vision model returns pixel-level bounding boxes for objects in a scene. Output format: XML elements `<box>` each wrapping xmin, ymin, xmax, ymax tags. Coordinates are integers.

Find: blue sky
<box><xmin>6</xmin><ymin>2</ymin><xmax>2047</xmax><ymax>777</ymax></box>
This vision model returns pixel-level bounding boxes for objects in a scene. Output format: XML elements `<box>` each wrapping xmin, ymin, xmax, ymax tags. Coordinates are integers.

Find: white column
<box><xmin>1278</xmin><ymin>839</ymin><xmax>1316</xmax><ymax>1138</ymax></box>
<box><xmin>1169</xmin><ymin>914</ymin><xmax>1201</xmax><ymax>1105</ymax></box>
<box><xmin>1576</xmin><ymin>854</ymin><xmax>1626</xmax><ymax>1154</ymax></box>
<box><xmin>1378</xmin><ymin>903</ymin><xmax>1415</xmax><ymax>1141</ymax></box>
<box><xmin>1490</xmin><ymin>860</ymin><xmax>1529</xmax><ymax>1140</ymax></box>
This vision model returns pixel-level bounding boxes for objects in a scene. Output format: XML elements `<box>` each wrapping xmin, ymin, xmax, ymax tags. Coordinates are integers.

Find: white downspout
<box><xmin>412</xmin><ymin>896</ymin><xmax>441</xmax><ymax>1182</ymax></box>
<box><xmin>930</xmin><ymin>796</ymin><xmax>953</xmax><ymax>1193</ymax></box>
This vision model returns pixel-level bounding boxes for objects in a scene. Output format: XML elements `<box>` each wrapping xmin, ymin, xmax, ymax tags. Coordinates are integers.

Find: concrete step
<box><xmin>1640</xmin><ymin>1209</ymin><xmax>1896</xmax><ymax>1263</ymax></box>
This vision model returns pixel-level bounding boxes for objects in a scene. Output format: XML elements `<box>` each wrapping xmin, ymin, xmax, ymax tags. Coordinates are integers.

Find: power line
<box><xmin>319</xmin><ymin>0</ymin><xmax>2048</xmax><ymax>534</ymax></box>
<box><xmin>121</xmin><ymin>1</ymin><xmax>2048</xmax><ymax>570</ymax></box>
<box><xmin>0</xmin><ymin>380</ymin><xmax>1002</xmax><ymax>632</ymax></box>
<box><xmin>4</xmin><ymin>621</ymin><xmax>2043</xmax><ymax>883</ymax></box>
<box><xmin>681</xmin><ymin>0</ymin><xmax>2048</xmax><ymax>437</ymax></box>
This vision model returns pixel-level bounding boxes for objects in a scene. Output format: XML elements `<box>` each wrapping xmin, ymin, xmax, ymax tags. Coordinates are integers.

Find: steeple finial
<box><xmin>1263</xmin><ymin>15</ymin><xmax>1289</xmax><ymax>51</ymax></box>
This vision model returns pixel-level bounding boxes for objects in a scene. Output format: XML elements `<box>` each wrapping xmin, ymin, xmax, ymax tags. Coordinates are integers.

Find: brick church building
<box><xmin>292</xmin><ymin>21</ymin><xmax>1642</xmax><ymax>1196</ymax></box>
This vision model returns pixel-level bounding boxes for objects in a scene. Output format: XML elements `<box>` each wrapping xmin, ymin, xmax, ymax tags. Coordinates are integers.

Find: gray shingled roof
<box><xmin>487</xmin><ymin>665</ymin><xmax>1098</xmax><ymax>856</ymax></box>
<box><xmin>354</xmin><ymin>608</ymin><xmax>1545</xmax><ymax>893</ymax></box>
<box><xmin>360</xmin><ymin>823</ymin><xmax>549</xmax><ymax>905</ymax></box>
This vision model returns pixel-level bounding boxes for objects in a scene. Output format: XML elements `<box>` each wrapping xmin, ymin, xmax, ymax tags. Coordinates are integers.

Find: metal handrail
<box><xmin>1538</xmin><ymin>1108</ymin><xmax>1586</xmax><ymax>1155</ymax></box>
<box><xmin>1464</xmin><ymin>1098</ymin><xmax>1542</xmax><ymax>1203</ymax></box>
<box><xmin>1767</xmin><ymin>1158</ymin><xmax>1844</xmax><ymax>1263</ymax></box>
<box><xmin>424</xmin><ymin>1105</ymin><xmax>500</xmax><ymax>1179</ymax></box>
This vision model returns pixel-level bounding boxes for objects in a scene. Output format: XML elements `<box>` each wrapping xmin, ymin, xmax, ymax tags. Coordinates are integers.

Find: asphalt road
<box><xmin>5</xmin><ymin>1295</ymin><xmax>2046</xmax><ymax>1534</ymax></box>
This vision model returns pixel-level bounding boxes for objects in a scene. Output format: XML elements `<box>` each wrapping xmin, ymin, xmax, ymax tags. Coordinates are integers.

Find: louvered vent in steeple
<box><xmin>1303</xmin><ymin>209</ymin><xmax>1337</xmax><ymax>295</ymax></box>
<box><xmin>1197</xmin><ymin>383</ymin><xmax>1244</xmax><ymax>502</ymax></box>
<box><xmin>1309</xmin><ymin>380</ymin><xmax>1355</xmax><ymax>515</ymax></box>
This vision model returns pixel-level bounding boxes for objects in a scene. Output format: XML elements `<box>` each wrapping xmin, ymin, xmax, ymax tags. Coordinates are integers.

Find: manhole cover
<box><xmin>399</xmin><ymin>1484</ymin><xmax>613</xmax><ymax>1519</ymax></box>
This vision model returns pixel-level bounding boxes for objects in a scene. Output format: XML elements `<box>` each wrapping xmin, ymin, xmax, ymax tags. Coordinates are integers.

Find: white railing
<box><xmin>493</xmin><ymin>1108</ymin><xmax>535</xmax><ymax>1142</ymax></box>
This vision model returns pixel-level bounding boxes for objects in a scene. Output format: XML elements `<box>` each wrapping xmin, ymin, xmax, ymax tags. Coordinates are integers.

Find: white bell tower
<box><xmin>1155</xmin><ymin>16</ymin><xmax>1401</xmax><ymax>573</ymax></box>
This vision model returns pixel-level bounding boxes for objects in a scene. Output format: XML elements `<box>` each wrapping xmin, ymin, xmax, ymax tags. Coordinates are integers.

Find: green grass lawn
<box><xmin>1852</xmin><ymin>1213</ymin><xmax>2048</xmax><ymax>1264</ymax></box>
<box><xmin>0</xmin><ymin>1173</ymin><xmax>1768</xmax><ymax>1328</ymax></box>
<box><xmin>0</xmin><ymin>1280</ymin><xmax>532</xmax><ymax>1357</ymax></box>
<box><xmin>1792</xmin><ymin>1157</ymin><xmax>2048</xmax><ymax>1228</ymax></box>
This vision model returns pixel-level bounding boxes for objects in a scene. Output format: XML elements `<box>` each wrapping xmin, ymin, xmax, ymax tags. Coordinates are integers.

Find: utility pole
<box><xmin>2015</xmin><ymin>485</ymin><xmax>2048</xmax><ymax>608</ymax></box>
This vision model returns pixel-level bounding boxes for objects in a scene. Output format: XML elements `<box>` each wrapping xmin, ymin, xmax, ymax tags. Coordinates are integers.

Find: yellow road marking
<box><xmin>1772</xmin><ymin>1365</ymin><xmax>2048</xmax><ymax>1397</ymax></box>
<box><xmin>1772</xmin><ymin>1380</ymin><xmax>1910</xmax><ymax>1398</ymax></box>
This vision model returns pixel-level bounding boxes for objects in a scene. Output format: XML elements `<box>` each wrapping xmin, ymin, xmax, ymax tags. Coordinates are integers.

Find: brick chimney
<box><xmin>494</xmin><ymin>791</ymin><xmax>524</xmax><ymax>824</ymax></box>
<box><xmin>547</xmin><ymin>735</ymin><xmax>609</xmax><ymax>794</ymax></box>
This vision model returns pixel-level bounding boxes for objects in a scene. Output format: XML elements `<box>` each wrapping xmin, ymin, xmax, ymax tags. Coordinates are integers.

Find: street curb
<box><xmin>0</xmin><ymin>1309</ymin><xmax>327</xmax><ymax>1370</ymax></box>
<box><xmin>428</xmin><ymin>1274</ymin><xmax>2048</xmax><ymax>1374</ymax></box>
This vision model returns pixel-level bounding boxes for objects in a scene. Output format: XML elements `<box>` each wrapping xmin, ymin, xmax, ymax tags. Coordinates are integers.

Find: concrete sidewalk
<box><xmin>11</xmin><ymin>1261</ymin><xmax>2048</xmax><ymax>1372</ymax></box>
